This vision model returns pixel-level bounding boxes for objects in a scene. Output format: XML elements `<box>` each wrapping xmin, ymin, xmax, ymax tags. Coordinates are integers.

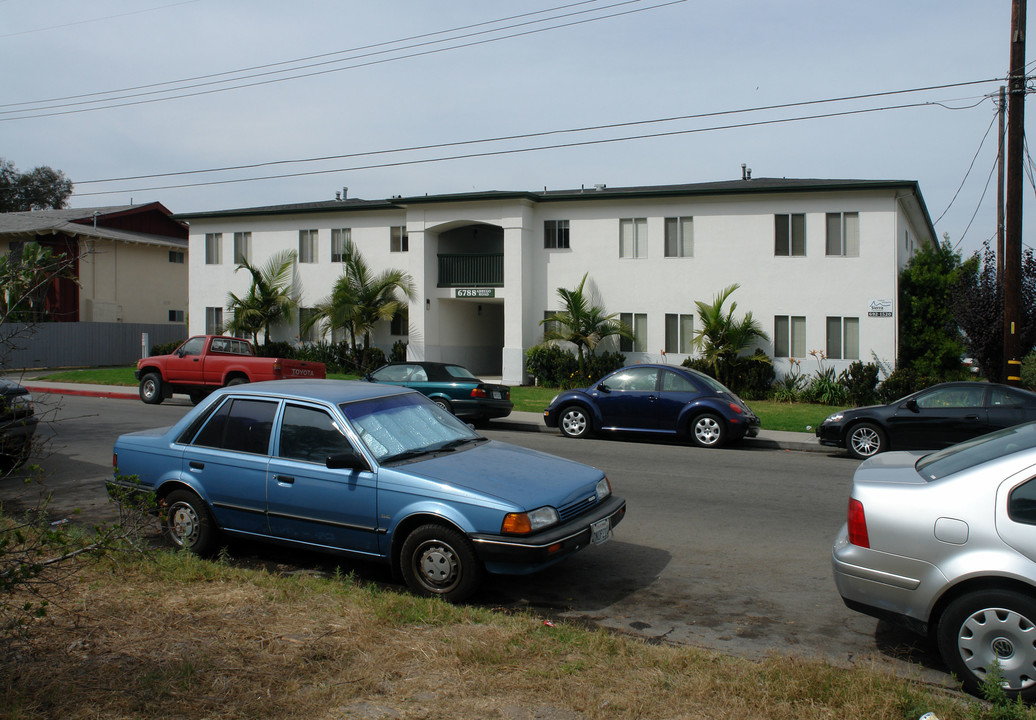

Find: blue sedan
<box><xmin>108</xmin><ymin>379</ymin><xmax>625</xmax><ymax>602</ymax></box>
<box><xmin>543</xmin><ymin>364</ymin><xmax>760</xmax><ymax>448</ymax></box>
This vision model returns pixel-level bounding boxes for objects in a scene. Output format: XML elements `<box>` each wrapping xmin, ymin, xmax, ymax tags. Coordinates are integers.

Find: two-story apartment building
<box><xmin>178</xmin><ymin>178</ymin><xmax>935</xmax><ymax>385</ymax></box>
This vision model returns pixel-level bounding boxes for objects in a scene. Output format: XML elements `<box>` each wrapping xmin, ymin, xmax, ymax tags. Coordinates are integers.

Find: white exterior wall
<box><xmin>184</xmin><ymin>184</ymin><xmax>933</xmax><ymax>385</ymax></box>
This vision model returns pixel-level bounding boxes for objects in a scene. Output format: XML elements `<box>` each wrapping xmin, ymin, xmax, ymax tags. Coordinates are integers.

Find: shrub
<box><xmin>584</xmin><ymin>351</ymin><xmax>626</xmax><ymax>382</ymax></box>
<box><xmin>148</xmin><ymin>340</ymin><xmax>182</xmax><ymax>357</ymax></box>
<box><xmin>526</xmin><ymin>345</ymin><xmax>578</xmax><ymax>387</ymax></box>
<box><xmin>840</xmin><ymin>361</ymin><xmax>880</xmax><ymax>407</ymax></box>
<box><xmin>390</xmin><ymin>340</ymin><xmax>408</xmax><ymax>363</ymax></box>
<box><xmin>878</xmin><ymin>368</ymin><xmax>941</xmax><ymax>403</ymax></box>
<box><xmin>682</xmin><ymin>350</ymin><xmax>774</xmax><ymax>400</ymax></box>
<box><xmin>254</xmin><ymin>341</ymin><xmax>295</xmax><ymax>359</ymax></box>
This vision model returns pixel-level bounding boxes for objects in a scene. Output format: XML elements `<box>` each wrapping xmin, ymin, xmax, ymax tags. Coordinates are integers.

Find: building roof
<box><xmin>0</xmin><ymin>202</ymin><xmax>188</xmax><ymax>249</ymax></box>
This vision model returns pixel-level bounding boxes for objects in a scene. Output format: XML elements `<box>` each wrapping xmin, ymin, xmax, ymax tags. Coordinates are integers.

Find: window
<box><xmin>233</xmin><ymin>232</ymin><xmax>251</xmax><ymax>264</ymax></box>
<box><xmin>193</xmin><ymin>398</ymin><xmax>278</xmax><ymax>455</ymax></box>
<box><xmin>169</xmin><ymin>250</ymin><xmax>184</xmax><ymax>264</ymax></box>
<box><xmin>205</xmin><ymin>306</ymin><xmax>223</xmax><ymax>335</ymax></box>
<box><xmin>299</xmin><ymin>307</ymin><xmax>320</xmax><ymax>342</ymax></box>
<box><xmin>205</xmin><ymin>233</ymin><xmax>222</xmax><ymax>264</ymax></box>
<box><xmin>390</xmin><ymin>306</ymin><xmax>409</xmax><ymax>336</ymax></box>
<box><xmin>602</xmin><ymin>367</ymin><xmax>658</xmax><ymax>392</ymax></box>
<box><xmin>620</xmin><ymin>312</ymin><xmax>647</xmax><ymax>352</ymax></box>
<box><xmin>619</xmin><ymin>218</ymin><xmax>647</xmax><ymax>258</ymax></box>
<box><xmin>664</xmin><ymin>313</ymin><xmax>694</xmax><ymax>354</ymax></box>
<box><xmin>542</xmin><ymin>310</ymin><xmax>561</xmax><ymax>337</ymax></box>
<box><xmin>331</xmin><ymin>228</ymin><xmax>351</xmax><ymax>262</ymax></box>
<box><xmin>826</xmin><ymin>212</ymin><xmax>859</xmax><ymax>257</ymax></box>
<box><xmin>544</xmin><ymin>220</ymin><xmax>570</xmax><ymax>249</ymax></box>
<box><xmin>826</xmin><ymin>317</ymin><xmax>859</xmax><ymax>360</ymax></box>
<box><xmin>775</xmin><ymin>214</ymin><xmax>805</xmax><ymax>256</ymax></box>
<box><xmin>391</xmin><ymin>226</ymin><xmax>408</xmax><ymax>252</ymax></box>
<box><xmin>664</xmin><ymin>217</ymin><xmax>693</xmax><ymax>257</ymax></box>
<box><xmin>299</xmin><ymin>229</ymin><xmax>318</xmax><ymax>263</ymax></box>
<box><xmin>278</xmin><ymin>404</ymin><xmax>355</xmax><ymax>464</ymax></box>
<box><xmin>168</xmin><ymin>310</ymin><xmax>184</xmax><ymax>322</ymax></box>
<box><xmin>661</xmin><ymin>370</ymin><xmax>697</xmax><ymax>392</ymax></box>
<box><xmin>1010</xmin><ymin>478</ymin><xmax>1036</xmax><ymax>525</ymax></box>
<box><xmin>774</xmin><ymin>315</ymin><xmax>806</xmax><ymax>357</ymax></box>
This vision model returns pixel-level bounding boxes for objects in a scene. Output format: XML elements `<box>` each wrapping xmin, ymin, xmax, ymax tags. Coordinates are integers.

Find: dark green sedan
<box><xmin>365</xmin><ymin>362</ymin><xmax>513</xmax><ymax>424</ymax></box>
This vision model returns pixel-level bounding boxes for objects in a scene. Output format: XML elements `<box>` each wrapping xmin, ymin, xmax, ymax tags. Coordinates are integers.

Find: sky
<box><xmin>2</xmin><ymin>0</ymin><xmax>1032</xmax><ymax>258</ymax></box>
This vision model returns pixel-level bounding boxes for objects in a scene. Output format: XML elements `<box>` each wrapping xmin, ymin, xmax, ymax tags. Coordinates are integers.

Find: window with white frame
<box><xmin>826</xmin><ymin>316</ymin><xmax>860</xmax><ymax>360</ymax></box>
<box><xmin>233</xmin><ymin>232</ymin><xmax>252</xmax><ymax>264</ymax></box>
<box><xmin>299</xmin><ymin>307</ymin><xmax>321</xmax><ymax>342</ymax></box>
<box><xmin>544</xmin><ymin>220</ymin><xmax>570</xmax><ymax>249</ymax></box>
<box><xmin>774</xmin><ymin>315</ymin><xmax>806</xmax><ymax>358</ymax></box>
<box><xmin>299</xmin><ymin>229</ymin><xmax>318</xmax><ymax>263</ymax></box>
<box><xmin>619</xmin><ymin>218</ymin><xmax>647</xmax><ymax>258</ymax></box>
<box><xmin>205</xmin><ymin>233</ymin><xmax>222</xmax><ymax>264</ymax></box>
<box><xmin>331</xmin><ymin>228</ymin><xmax>351</xmax><ymax>262</ymax></box>
<box><xmin>664</xmin><ymin>217</ymin><xmax>693</xmax><ymax>257</ymax></box>
<box><xmin>390</xmin><ymin>226</ymin><xmax>408</xmax><ymax>252</ymax></box>
<box><xmin>169</xmin><ymin>250</ymin><xmax>184</xmax><ymax>264</ymax></box>
<box><xmin>390</xmin><ymin>306</ymin><xmax>409</xmax><ymax>336</ymax></box>
<box><xmin>775</xmin><ymin>214</ymin><xmax>805</xmax><ymax>256</ymax></box>
<box><xmin>664</xmin><ymin>313</ymin><xmax>694</xmax><ymax>354</ymax></box>
<box><xmin>825</xmin><ymin>212</ymin><xmax>859</xmax><ymax>257</ymax></box>
<box><xmin>205</xmin><ymin>306</ymin><xmax>223</xmax><ymax>335</ymax></box>
<box><xmin>620</xmin><ymin>312</ymin><xmax>647</xmax><ymax>352</ymax></box>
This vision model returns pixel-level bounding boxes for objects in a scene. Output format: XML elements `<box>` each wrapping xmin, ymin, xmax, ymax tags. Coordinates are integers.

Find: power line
<box><xmin>0</xmin><ymin>0</ymin><xmax>203</xmax><ymax>39</ymax></box>
<box><xmin>933</xmin><ymin>105</ymin><xmax>999</xmax><ymax>225</ymax></box>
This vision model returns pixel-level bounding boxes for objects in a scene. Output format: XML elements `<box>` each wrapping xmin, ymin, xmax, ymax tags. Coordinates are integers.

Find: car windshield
<box><xmin>339</xmin><ymin>393</ymin><xmax>479</xmax><ymax>462</ymax></box>
<box><xmin>444</xmin><ymin>365</ymin><xmax>478</xmax><ymax>379</ymax></box>
<box><xmin>916</xmin><ymin>421</ymin><xmax>1036</xmax><ymax>481</ymax></box>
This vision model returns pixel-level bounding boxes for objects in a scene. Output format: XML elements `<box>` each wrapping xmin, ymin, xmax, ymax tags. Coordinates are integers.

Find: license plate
<box><xmin>492</xmin><ymin>391</ymin><xmax>501</xmax><ymax>399</ymax></box>
<box><xmin>590</xmin><ymin>518</ymin><xmax>612</xmax><ymax>546</ymax></box>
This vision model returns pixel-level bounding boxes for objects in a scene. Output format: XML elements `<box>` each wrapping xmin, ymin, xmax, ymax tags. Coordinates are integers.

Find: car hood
<box><xmin>853</xmin><ymin>449</ymin><xmax>929</xmax><ymax>485</ymax></box>
<box><xmin>395</xmin><ymin>440</ymin><xmax>605</xmax><ymax>509</ymax></box>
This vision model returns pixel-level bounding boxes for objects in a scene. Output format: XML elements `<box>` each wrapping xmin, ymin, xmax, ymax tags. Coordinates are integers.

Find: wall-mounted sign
<box><xmin>868</xmin><ymin>299</ymin><xmax>893</xmax><ymax>317</ymax></box>
<box><xmin>456</xmin><ymin>288</ymin><xmax>495</xmax><ymax>298</ymax></box>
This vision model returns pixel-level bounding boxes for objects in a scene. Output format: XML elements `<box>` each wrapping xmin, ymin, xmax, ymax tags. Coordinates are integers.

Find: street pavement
<box><xmin>16</xmin><ymin>378</ymin><xmax>835</xmax><ymax>454</ymax></box>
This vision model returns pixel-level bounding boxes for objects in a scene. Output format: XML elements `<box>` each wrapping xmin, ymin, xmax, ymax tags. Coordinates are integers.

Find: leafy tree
<box><xmin>0</xmin><ymin>158</ymin><xmax>73</xmax><ymax>212</ymax></box>
<box><xmin>0</xmin><ymin>242</ymin><xmax>77</xmax><ymax>324</ymax></box>
<box><xmin>952</xmin><ymin>240</ymin><xmax>1036</xmax><ymax>382</ymax></box>
<box><xmin>225</xmin><ymin>250</ymin><xmax>299</xmax><ymax>346</ymax></box>
<box><xmin>897</xmin><ymin>239</ymin><xmax>968</xmax><ymax>378</ymax></box>
<box><xmin>691</xmin><ymin>283</ymin><xmax>769</xmax><ymax>387</ymax></box>
<box><xmin>304</xmin><ymin>238</ymin><xmax>414</xmax><ymax>372</ymax></box>
<box><xmin>540</xmin><ymin>273</ymin><xmax>632</xmax><ymax>377</ymax></box>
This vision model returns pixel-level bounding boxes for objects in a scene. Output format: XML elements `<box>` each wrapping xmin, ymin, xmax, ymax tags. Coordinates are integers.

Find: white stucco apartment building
<box><xmin>178</xmin><ymin>178</ymin><xmax>935</xmax><ymax>386</ymax></box>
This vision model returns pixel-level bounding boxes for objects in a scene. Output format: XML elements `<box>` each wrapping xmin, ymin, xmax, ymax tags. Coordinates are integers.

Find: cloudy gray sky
<box><xmin>2</xmin><ymin>1</ymin><xmax>1030</xmax><ymax>257</ymax></box>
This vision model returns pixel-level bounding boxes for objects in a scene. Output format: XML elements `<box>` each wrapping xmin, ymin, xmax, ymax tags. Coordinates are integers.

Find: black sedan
<box><xmin>0</xmin><ymin>377</ymin><xmax>38</xmax><ymax>469</ymax></box>
<box><xmin>365</xmin><ymin>362</ymin><xmax>512</xmax><ymax>423</ymax></box>
<box><xmin>542</xmin><ymin>364</ymin><xmax>760</xmax><ymax>448</ymax></box>
<box><xmin>816</xmin><ymin>381</ymin><xmax>1036</xmax><ymax>460</ymax></box>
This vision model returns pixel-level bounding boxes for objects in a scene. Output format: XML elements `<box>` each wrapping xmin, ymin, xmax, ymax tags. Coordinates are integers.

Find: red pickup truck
<box><xmin>136</xmin><ymin>335</ymin><xmax>326</xmax><ymax>405</ymax></box>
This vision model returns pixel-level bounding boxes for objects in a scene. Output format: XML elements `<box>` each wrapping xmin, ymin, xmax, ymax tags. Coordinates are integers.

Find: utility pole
<box><xmin>998</xmin><ymin>85</ymin><xmax>1006</xmax><ymax>279</ymax></box>
<box><xmin>1004</xmin><ymin>0</ymin><xmax>1026</xmax><ymax>385</ymax></box>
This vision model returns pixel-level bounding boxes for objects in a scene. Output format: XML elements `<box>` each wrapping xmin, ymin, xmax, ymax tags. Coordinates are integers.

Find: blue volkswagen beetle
<box><xmin>543</xmin><ymin>364</ymin><xmax>760</xmax><ymax>448</ymax></box>
<box><xmin>108</xmin><ymin>379</ymin><xmax>624</xmax><ymax>602</ymax></box>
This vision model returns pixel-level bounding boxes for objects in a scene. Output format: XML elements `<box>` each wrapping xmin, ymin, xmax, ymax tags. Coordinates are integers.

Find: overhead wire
<box><xmin>933</xmin><ymin>102</ymin><xmax>999</xmax><ymax>225</ymax></box>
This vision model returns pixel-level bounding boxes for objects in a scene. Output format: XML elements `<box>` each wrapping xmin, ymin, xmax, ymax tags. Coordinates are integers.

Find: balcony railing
<box><xmin>437</xmin><ymin>253</ymin><xmax>503</xmax><ymax>287</ymax></box>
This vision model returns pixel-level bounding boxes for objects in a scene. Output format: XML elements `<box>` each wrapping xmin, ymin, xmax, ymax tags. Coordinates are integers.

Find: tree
<box><xmin>540</xmin><ymin>273</ymin><xmax>632</xmax><ymax>377</ymax></box>
<box><xmin>225</xmin><ymin>250</ymin><xmax>299</xmax><ymax>345</ymax></box>
<box><xmin>691</xmin><ymin>283</ymin><xmax>769</xmax><ymax>387</ymax></box>
<box><xmin>304</xmin><ymin>238</ymin><xmax>414</xmax><ymax>371</ymax></box>
<box><xmin>952</xmin><ymin>239</ymin><xmax>1036</xmax><ymax>382</ymax></box>
<box><xmin>0</xmin><ymin>242</ymin><xmax>77</xmax><ymax>324</ymax></box>
<box><xmin>0</xmin><ymin>158</ymin><xmax>73</xmax><ymax>212</ymax></box>
<box><xmin>897</xmin><ymin>238</ymin><xmax>968</xmax><ymax>378</ymax></box>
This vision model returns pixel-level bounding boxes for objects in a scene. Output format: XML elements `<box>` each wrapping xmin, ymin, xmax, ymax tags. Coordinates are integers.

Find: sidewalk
<box><xmin>19</xmin><ymin>379</ymin><xmax>834</xmax><ymax>454</ymax></box>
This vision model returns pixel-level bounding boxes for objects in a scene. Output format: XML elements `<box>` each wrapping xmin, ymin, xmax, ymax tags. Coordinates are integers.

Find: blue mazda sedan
<box><xmin>543</xmin><ymin>364</ymin><xmax>760</xmax><ymax>448</ymax></box>
<box><xmin>109</xmin><ymin>380</ymin><xmax>624</xmax><ymax>602</ymax></box>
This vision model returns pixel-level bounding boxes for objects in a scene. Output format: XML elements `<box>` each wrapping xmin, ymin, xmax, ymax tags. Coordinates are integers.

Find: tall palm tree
<box><xmin>225</xmin><ymin>249</ymin><xmax>298</xmax><ymax>345</ymax></box>
<box><xmin>541</xmin><ymin>273</ymin><xmax>632</xmax><ymax>376</ymax></box>
<box><xmin>692</xmin><ymin>283</ymin><xmax>769</xmax><ymax>384</ymax></box>
<box><xmin>304</xmin><ymin>238</ymin><xmax>414</xmax><ymax>371</ymax></box>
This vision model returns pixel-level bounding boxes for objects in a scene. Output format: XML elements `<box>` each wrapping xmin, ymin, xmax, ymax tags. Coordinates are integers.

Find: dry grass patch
<box><xmin>0</xmin><ymin>550</ymin><xmax>1006</xmax><ymax>720</ymax></box>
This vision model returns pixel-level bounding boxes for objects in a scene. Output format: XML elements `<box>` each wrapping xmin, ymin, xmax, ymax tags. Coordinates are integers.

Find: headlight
<box><xmin>502</xmin><ymin>506</ymin><xmax>559</xmax><ymax>535</ymax></box>
<box><xmin>548</xmin><ymin>394</ymin><xmax>559</xmax><ymax>407</ymax></box>
<box><xmin>824</xmin><ymin>412</ymin><xmax>843</xmax><ymax>424</ymax></box>
<box><xmin>596</xmin><ymin>477</ymin><xmax>611</xmax><ymax>500</ymax></box>
<box><xmin>10</xmin><ymin>393</ymin><xmax>33</xmax><ymax>414</ymax></box>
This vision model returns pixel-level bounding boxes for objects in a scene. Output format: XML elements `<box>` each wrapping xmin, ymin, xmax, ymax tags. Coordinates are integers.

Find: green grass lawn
<box><xmin>34</xmin><ymin>368</ymin><xmax>837</xmax><ymax>434</ymax></box>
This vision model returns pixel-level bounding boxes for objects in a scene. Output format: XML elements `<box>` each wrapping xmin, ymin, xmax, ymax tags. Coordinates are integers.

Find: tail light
<box><xmin>112</xmin><ymin>452</ymin><xmax>118</xmax><ymax>470</ymax></box>
<box><xmin>728</xmin><ymin>403</ymin><xmax>743</xmax><ymax>414</ymax></box>
<box><xmin>847</xmin><ymin>498</ymin><xmax>869</xmax><ymax>548</ymax></box>
<box><xmin>470</xmin><ymin>387</ymin><xmax>487</xmax><ymax>398</ymax></box>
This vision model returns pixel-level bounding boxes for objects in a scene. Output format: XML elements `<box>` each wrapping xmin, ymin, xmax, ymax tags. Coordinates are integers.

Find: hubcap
<box><xmin>958</xmin><ymin>607</ymin><xmax>1036</xmax><ymax>689</ymax></box>
<box><xmin>169</xmin><ymin>502</ymin><xmax>200</xmax><ymax>549</ymax></box>
<box><xmin>695</xmin><ymin>417</ymin><xmax>721</xmax><ymax>445</ymax></box>
<box><xmin>415</xmin><ymin>540</ymin><xmax>459</xmax><ymax>591</ymax></box>
<box><xmin>851</xmin><ymin>428</ymin><xmax>880</xmax><ymax>456</ymax></box>
<box><xmin>143</xmin><ymin>381</ymin><xmax>156</xmax><ymax>399</ymax></box>
<box><xmin>562</xmin><ymin>410</ymin><xmax>586</xmax><ymax>436</ymax></box>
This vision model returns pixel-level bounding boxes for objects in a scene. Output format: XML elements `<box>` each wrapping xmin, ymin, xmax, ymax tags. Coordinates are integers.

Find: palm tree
<box><xmin>692</xmin><ymin>283</ymin><xmax>769</xmax><ymax>385</ymax></box>
<box><xmin>541</xmin><ymin>273</ymin><xmax>632</xmax><ymax>376</ymax></box>
<box><xmin>304</xmin><ymin>238</ymin><xmax>414</xmax><ymax>371</ymax></box>
<box><xmin>225</xmin><ymin>249</ymin><xmax>298</xmax><ymax>345</ymax></box>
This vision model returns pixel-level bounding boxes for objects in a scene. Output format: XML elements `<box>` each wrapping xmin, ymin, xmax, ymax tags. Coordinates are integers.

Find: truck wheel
<box><xmin>226</xmin><ymin>377</ymin><xmax>248</xmax><ymax>387</ymax></box>
<box><xmin>139</xmin><ymin>373</ymin><xmax>164</xmax><ymax>405</ymax></box>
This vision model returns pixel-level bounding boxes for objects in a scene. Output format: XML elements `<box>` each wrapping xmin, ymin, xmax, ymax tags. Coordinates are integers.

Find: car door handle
<box><xmin>274</xmin><ymin>475</ymin><xmax>294</xmax><ymax>485</ymax></box>
<box><xmin>189</xmin><ymin>461</ymin><xmax>204</xmax><ymax>470</ymax></box>
<box><xmin>964</xmin><ymin>415</ymin><xmax>980</xmax><ymax>421</ymax></box>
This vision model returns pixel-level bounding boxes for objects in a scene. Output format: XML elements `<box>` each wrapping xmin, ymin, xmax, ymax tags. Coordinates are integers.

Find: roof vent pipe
<box><xmin>594</xmin><ymin>183</ymin><xmax>606</xmax><ymax>191</ymax></box>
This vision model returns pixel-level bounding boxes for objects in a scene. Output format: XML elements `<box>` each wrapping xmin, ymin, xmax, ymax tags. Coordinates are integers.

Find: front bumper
<box><xmin>815</xmin><ymin>422</ymin><xmax>845</xmax><ymax>447</ymax></box>
<box><xmin>470</xmin><ymin>495</ymin><xmax>626</xmax><ymax>574</ymax></box>
<box><xmin>0</xmin><ymin>414</ymin><xmax>39</xmax><ymax>460</ymax></box>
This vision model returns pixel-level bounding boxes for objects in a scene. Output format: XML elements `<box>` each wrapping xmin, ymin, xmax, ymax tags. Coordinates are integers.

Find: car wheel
<box><xmin>189</xmin><ymin>391</ymin><xmax>209</xmax><ymax>405</ymax></box>
<box><xmin>139</xmin><ymin>372</ymin><xmax>164</xmax><ymax>405</ymax></box>
<box><xmin>937</xmin><ymin>589</ymin><xmax>1036</xmax><ymax>702</ymax></box>
<box><xmin>847</xmin><ymin>422</ymin><xmax>885</xmax><ymax>460</ymax></box>
<box><xmin>226</xmin><ymin>377</ymin><xmax>248</xmax><ymax>387</ymax></box>
<box><xmin>558</xmin><ymin>405</ymin><xmax>591</xmax><ymax>438</ymax></box>
<box><xmin>400</xmin><ymin>524</ymin><xmax>483</xmax><ymax>602</ymax></box>
<box><xmin>163</xmin><ymin>489</ymin><xmax>216</xmax><ymax>555</ymax></box>
<box><xmin>432</xmin><ymin>398</ymin><xmax>454</xmax><ymax>414</ymax></box>
<box><xmin>690</xmin><ymin>413</ymin><xmax>725</xmax><ymax>448</ymax></box>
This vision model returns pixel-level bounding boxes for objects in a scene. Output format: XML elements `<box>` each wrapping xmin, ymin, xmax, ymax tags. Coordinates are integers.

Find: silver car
<box><xmin>833</xmin><ymin>421</ymin><xmax>1036</xmax><ymax>701</ymax></box>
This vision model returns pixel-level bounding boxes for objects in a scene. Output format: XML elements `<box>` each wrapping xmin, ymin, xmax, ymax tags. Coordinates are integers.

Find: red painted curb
<box><xmin>24</xmin><ymin>385</ymin><xmax>138</xmax><ymax>401</ymax></box>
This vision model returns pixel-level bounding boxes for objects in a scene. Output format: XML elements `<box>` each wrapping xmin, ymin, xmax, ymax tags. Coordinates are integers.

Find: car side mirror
<box><xmin>597</xmin><ymin>383</ymin><xmax>610</xmax><ymax>393</ymax></box>
<box><xmin>326</xmin><ymin>452</ymin><xmax>371</xmax><ymax>472</ymax></box>
<box><xmin>905</xmin><ymin>399</ymin><xmax>920</xmax><ymax>413</ymax></box>
<box><xmin>176</xmin><ymin>348</ymin><xmax>186</xmax><ymax>358</ymax></box>
<box><xmin>362</xmin><ymin>374</ymin><xmax>374</xmax><ymax>382</ymax></box>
